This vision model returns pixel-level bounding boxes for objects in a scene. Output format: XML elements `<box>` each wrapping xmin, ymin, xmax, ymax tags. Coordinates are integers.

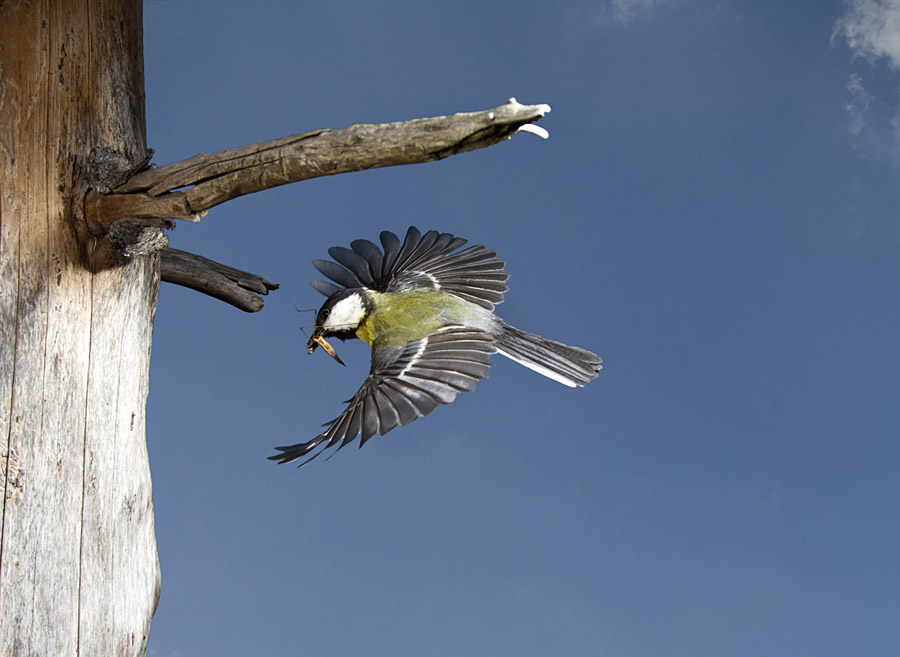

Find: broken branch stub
<box><xmin>159</xmin><ymin>248</ymin><xmax>279</xmax><ymax>313</ymax></box>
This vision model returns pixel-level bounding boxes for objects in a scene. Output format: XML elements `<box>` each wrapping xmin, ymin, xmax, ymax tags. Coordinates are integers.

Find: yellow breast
<box><xmin>356</xmin><ymin>290</ymin><xmax>466</xmax><ymax>349</ymax></box>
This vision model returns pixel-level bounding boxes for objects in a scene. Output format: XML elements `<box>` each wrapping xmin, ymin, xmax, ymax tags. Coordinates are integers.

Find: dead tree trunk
<box><xmin>0</xmin><ymin>2</ymin><xmax>160</xmax><ymax>655</ymax></box>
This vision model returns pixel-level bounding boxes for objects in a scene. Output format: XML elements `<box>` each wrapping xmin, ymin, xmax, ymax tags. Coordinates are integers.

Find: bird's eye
<box><xmin>321</xmin><ymin>309</ymin><xmax>330</xmax><ymax>320</ymax></box>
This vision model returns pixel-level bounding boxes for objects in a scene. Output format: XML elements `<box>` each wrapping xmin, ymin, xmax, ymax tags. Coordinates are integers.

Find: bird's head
<box><xmin>306</xmin><ymin>289</ymin><xmax>372</xmax><ymax>362</ymax></box>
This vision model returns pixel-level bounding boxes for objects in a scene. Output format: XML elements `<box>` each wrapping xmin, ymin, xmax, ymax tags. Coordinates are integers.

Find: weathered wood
<box><xmin>87</xmin><ymin>98</ymin><xmax>551</xmax><ymax>229</ymax></box>
<box><xmin>0</xmin><ymin>2</ymin><xmax>160</xmax><ymax>655</ymax></box>
<box><xmin>160</xmin><ymin>248</ymin><xmax>279</xmax><ymax>312</ymax></box>
<box><xmin>85</xmin><ymin>190</ymin><xmax>203</xmax><ymax>232</ymax></box>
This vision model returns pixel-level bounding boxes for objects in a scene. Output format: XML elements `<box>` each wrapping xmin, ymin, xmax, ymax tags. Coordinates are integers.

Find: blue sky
<box><xmin>143</xmin><ymin>2</ymin><xmax>900</xmax><ymax>655</ymax></box>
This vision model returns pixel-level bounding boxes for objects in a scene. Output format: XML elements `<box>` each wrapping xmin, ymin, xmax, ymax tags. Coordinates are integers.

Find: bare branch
<box><xmin>159</xmin><ymin>248</ymin><xmax>279</xmax><ymax>313</ymax></box>
<box><xmin>85</xmin><ymin>98</ymin><xmax>550</xmax><ymax>231</ymax></box>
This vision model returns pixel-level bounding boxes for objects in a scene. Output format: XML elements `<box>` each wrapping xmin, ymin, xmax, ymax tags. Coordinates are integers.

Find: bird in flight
<box><xmin>270</xmin><ymin>227</ymin><xmax>602</xmax><ymax>466</ymax></box>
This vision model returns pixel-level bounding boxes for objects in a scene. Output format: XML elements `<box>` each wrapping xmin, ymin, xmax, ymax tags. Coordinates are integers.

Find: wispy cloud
<box><xmin>834</xmin><ymin>0</ymin><xmax>900</xmax><ymax>140</ymax></box>
<box><xmin>845</xmin><ymin>73</ymin><xmax>873</xmax><ymax>136</ymax></box>
<box><xmin>576</xmin><ymin>0</ymin><xmax>685</xmax><ymax>26</ymax></box>
<box><xmin>566</xmin><ymin>0</ymin><xmax>723</xmax><ymax>29</ymax></box>
<box><xmin>610</xmin><ymin>0</ymin><xmax>669</xmax><ymax>24</ymax></box>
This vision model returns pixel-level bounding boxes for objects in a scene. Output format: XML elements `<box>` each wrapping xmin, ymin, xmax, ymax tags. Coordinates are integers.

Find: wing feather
<box><xmin>308</xmin><ymin>227</ymin><xmax>509</xmax><ymax>309</ymax></box>
<box><xmin>328</xmin><ymin>246</ymin><xmax>376</xmax><ymax>285</ymax></box>
<box><xmin>351</xmin><ymin>239</ymin><xmax>384</xmax><ymax>279</ymax></box>
<box><xmin>312</xmin><ymin>258</ymin><xmax>362</xmax><ymax>289</ymax></box>
<box><xmin>380</xmin><ymin>381</ymin><xmax>421</xmax><ymax>426</ymax></box>
<box><xmin>309</xmin><ymin>279</ymin><xmax>342</xmax><ymax>297</ymax></box>
<box><xmin>269</xmin><ymin>327</ymin><xmax>496</xmax><ymax>465</ymax></box>
<box><xmin>391</xmin><ymin>226</ymin><xmax>424</xmax><ymax>275</ymax></box>
<box><xmin>359</xmin><ymin>394</ymin><xmax>380</xmax><ymax>444</ymax></box>
<box><xmin>379</xmin><ymin>230</ymin><xmax>402</xmax><ymax>279</ymax></box>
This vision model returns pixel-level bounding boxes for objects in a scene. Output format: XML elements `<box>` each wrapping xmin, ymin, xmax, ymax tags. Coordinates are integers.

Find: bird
<box><xmin>269</xmin><ymin>227</ymin><xmax>602</xmax><ymax>466</ymax></box>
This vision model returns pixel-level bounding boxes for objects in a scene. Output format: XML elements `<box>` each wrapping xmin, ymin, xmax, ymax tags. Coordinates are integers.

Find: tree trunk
<box><xmin>0</xmin><ymin>2</ymin><xmax>160</xmax><ymax>655</ymax></box>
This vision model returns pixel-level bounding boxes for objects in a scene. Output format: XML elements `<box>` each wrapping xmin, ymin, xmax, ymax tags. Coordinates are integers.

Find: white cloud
<box><xmin>610</xmin><ymin>0</ymin><xmax>668</xmax><ymax>24</ymax></box>
<box><xmin>835</xmin><ymin>1</ymin><xmax>900</xmax><ymax>141</ymax></box>
<box><xmin>577</xmin><ymin>0</ymin><xmax>685</xmax><ymax>26</ymax></box>
<box><xmin>845</xmin><ymin>73</ymin><xmax>873</xmax><ymax>135</ymax></box>
<box><xmin>835</xmin><ymin>0</ymin><xmax>900</xmax><ymax>68</ymax></box>
<box><xmin>568</xmin><ymin>0</ymin><xmax>726</xmax><ymax>28</ymax></box>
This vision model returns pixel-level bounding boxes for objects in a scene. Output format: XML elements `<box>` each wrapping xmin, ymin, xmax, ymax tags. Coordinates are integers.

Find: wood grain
<box><xmin>89</xmin><ymin>99</ymin><xmax>551</xmax><ymax>227</ymax></box>
<box><xmin>0</xmin><ymin>2</ymin><xmax>160</xmax><ymax>655</ymax></box>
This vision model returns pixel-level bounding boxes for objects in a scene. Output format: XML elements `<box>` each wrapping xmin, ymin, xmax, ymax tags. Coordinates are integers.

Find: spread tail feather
<box><xmin>495</xmin><ymin>324</ymin><xmax>602</xmax><ymax>387</ymax></box>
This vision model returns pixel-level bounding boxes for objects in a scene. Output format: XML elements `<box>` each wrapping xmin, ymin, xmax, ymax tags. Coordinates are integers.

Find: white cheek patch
<box><xmin>325</xmin><ymin>295</ymin><xmax>366</xmax><ymax>330</ymax></box>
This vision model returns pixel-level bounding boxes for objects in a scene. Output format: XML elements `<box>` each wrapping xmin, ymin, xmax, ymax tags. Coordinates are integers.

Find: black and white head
<box><xmin>307</xmin><ymin>288</ymin><xmax>372</xmax><ymax>350</ymax></box>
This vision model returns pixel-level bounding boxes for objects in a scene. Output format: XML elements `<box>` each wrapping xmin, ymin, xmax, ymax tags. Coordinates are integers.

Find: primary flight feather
<box><xmin>270</xmin><ymin>227</ymin><xmax>602</xmax><ymax>466</ymax></box>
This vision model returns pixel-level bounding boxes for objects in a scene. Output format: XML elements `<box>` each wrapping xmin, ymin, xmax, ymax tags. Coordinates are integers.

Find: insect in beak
<box><xmin>307</xmin><ymin>333</ymin><xmax>345</xmax><ymax>366</ymax></box>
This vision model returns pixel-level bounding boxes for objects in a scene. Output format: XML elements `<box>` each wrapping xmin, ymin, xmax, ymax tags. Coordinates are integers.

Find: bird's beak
<box><xmin>307</xmin><ymin>328</ymin><xmax>345</xmax><ymax>366</ymax></box>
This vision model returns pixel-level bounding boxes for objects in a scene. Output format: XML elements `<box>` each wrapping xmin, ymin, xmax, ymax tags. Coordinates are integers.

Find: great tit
<box><xmin>270</xmin><ymin>227</ymin><xmax>602</xmax><ymax>465</ymax></box>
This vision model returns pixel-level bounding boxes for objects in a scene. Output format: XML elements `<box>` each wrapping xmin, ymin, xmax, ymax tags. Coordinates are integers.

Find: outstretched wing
<box><xmin>310</xmin><ymin>226</ymin><xmax>509</xmax><ymax>310</ymax></box>
<box><xmin>269</xmin><ymin>327</ymin><xmax>496</xmax><ymax>466</ymax></box>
